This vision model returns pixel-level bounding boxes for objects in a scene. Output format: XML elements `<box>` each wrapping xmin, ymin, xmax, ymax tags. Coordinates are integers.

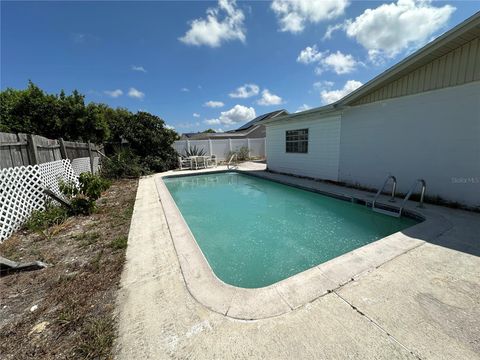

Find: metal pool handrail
<box><xmin>399</xmin><ymin>179</ymin><xmax>426</xmax><ymax>215</ymax></box>
<box><xmin>227</xmin><ymin>153</ymin><xmax>238</xmax><ymax>170</ymax></box>
<box><xmin>372</xmin><ymin>175</ymin><xmax>397</xmax><ymax>209</ymax></box>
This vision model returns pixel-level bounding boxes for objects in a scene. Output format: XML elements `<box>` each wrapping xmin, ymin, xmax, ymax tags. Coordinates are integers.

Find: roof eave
<box><xmin>260</xmin><ymin>104</ymin><xmax>341</xmax><ymax>125</ymax></box>
<box><xmin>338</xmin><ymin>11</ymin><xmax>480</xmax><ymax>105</ymax></box>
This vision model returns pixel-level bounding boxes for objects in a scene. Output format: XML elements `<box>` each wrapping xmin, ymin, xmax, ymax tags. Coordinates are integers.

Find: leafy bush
<box><xmin>183</xmin><ymin>145</ymin><xmax>206</xmax><ymax>158</ymax></box>
<box><xmin>121</xmin><ymin>111</ymin><xmax>178</xmax><ymax>172</ymax></box>
<box><xmin>237</xmin><ymin>146</ymin><xmax>249</xmax><ymax>161</ymax></box>
<box><xmin>226</xmin><ymin>146</ymin><xmax>250</xmax><ymax>162</ymax></box>
<box><xmin>25</xmin><ymin>203</ymin><xmax>69</xmax><ymax>232</ymax></box>
<box><xmin>1</xmin><ymin>82</ymin><xmax>181</xmax><ymax>175</ymax></box>
<box><xmin>101</xmin><ymin>148</ymin><xmax>144</xmax><ymax>179</ymax></box>
<box><xmin>60</xmin><ymin>173</ymin><xmax>110</xmax><ymax>215</ymax></box>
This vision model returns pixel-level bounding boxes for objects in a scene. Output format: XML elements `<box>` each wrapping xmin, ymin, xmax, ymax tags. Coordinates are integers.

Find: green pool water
<box><xmin>164</xmin><ymin>172</ymin><xmax>418</xmax><ymax>288</ymax></box>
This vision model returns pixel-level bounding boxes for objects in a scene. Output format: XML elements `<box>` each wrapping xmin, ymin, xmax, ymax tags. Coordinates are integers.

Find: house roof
<box><xmin>233</xmin><ymin>109</ymin><xmax>288</xmax><ymax>132</ymax></box>
<box><xmin>339</xmin><ymin>11</ymin><xmax>480</xmax><ymax>106</ymax></box>
<box><xmin>183</xmin><ymin>109</ymin><xmax>289</xmax><ymax>139</ymax></box>
<box><xmin>261</xmin><ymin>11</ymin><xmax>480</xmax><ymax>125</ymax></box>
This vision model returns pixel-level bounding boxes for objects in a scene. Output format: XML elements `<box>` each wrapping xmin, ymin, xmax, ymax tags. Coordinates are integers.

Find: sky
<box><xmin>1</xmin><ymin>1</ymin><xmax>478</xmax><ymax>133</ymax></box>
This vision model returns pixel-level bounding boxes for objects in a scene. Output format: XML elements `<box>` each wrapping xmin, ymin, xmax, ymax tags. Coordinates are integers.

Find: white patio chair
<box><xmin>196</xmin><ymin>156</ymin><xmax>207</xmax><ymax>169</ymax></box>
<box><xmin>206</xmin><ymin>155</ymin><xmax>217</xmax><ymax>168</ymax></box>
<box><xmin>178</xmin><ymin>156</ymin><xmax>191</xmax><ymax>170</ymax></box>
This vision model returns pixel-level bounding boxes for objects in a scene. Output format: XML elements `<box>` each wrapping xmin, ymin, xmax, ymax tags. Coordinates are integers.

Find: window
<box><xmin>286</xmin><ymin>129</ymin><xmax>308</xmax><ymax>153</ymax></box>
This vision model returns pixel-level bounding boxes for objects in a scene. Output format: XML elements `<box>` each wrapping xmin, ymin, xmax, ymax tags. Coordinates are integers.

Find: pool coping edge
<box><xmin>154</xmin><ymin>170</ymin><xmax>452</xmax><ymax>320</ymax></box>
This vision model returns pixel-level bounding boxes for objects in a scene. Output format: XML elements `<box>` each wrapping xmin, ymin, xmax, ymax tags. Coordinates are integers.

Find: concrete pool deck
<box><xmin>115</xmin><ymin>162</ymin><xmax>480</xmax><ymax>359</ymax></box>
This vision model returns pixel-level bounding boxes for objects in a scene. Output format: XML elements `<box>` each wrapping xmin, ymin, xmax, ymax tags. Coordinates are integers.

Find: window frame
<box><xmin>285</xmin><ymin>128</ymin><xmax>309</xmax><ymax>154</ymax></box>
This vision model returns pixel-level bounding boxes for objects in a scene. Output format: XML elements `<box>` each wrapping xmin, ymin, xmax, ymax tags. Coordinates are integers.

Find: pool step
<box><xmin>372</xmin><ymin>206</ymin><xmax>400</xmax><ymax>217</ymax></box>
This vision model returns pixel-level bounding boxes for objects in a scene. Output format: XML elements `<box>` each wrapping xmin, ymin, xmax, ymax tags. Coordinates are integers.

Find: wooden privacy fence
<box><xmin>0</xmin><ymin>132</ymin><xmax>102</xmax><ymax>172</ymax></box>
<box><xmin>0</xmin><ymin>131</ymin><xmax>104</xmax><ymax>242</ymax></box>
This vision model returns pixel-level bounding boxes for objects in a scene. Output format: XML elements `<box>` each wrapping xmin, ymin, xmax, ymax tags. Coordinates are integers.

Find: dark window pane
<box><xmin>286</xmin><ymin>129</ymin><xmax>308</xmax><ymax>153</ymax></box>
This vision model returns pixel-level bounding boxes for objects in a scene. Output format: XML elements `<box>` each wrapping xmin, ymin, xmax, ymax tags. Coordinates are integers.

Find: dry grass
<box><xmin>0</xmin><ymin>179</ymin><xmax>138</xmax><ymax>359</ymax></box>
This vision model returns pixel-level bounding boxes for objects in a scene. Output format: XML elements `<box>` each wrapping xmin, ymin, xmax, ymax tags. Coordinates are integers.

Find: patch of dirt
<box><xmin>0</xmin><ymin>179</ymin><xmax>138</xmax><ymax>359</ymax></box>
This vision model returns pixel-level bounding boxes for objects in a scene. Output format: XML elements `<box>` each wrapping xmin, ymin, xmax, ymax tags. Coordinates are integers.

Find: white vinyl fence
<box><xmin>173</xmin><ymin>138</ymin><xmax>266</xmax><ymax>160</ymax></box>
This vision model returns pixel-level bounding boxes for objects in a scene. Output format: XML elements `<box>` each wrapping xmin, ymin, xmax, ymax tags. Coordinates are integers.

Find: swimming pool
<box><xmin>164</xmin><ymin>172</ymin><xmax>418</xmax><ymax>288</ymax></box>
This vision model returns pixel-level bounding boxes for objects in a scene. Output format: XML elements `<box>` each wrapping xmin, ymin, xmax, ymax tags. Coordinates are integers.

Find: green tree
<box><xmin>123</xmin><ymin>111</ymin><xmax>178</xmax><ymax>172</ymax></box>
<box><xmin>0</xmin><ymin>81</ymin><xmax>109</xmax><ymax>143</ymax></box>
<box><xmin>0</xmin><ymin>82</ymin><xmax>180</xmax><ymax>173</ymax></box>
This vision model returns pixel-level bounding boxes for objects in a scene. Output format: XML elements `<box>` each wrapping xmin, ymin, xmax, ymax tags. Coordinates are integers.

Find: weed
<box><xmin>110</xmin><ymin>235</ymin><xmax>128</xmax><ymax>250</ymax></box>
<box><xmin>57</xmin><ymin>300</ymin><xmax>80</xmax><ymax>326</ymax></box>
<box><xmin>76</xmin><ymin>316</ymin><xmax>115</xmax><ymax>359</ymax></box>
<box><xmin>25</xmin><ymin>203</ymin><xmax>69</xmax><ymax>233</ymax></box>
<box><xmin>74</xmin><ymin>232</ymin><xmax>100</xmax><ymax>247</ymax></box>
<box><xmin>123</xmin><ymin>204</ymin><xmax>134</xmax><ymax>219</ymax></box>
<box><xmin>89</xmin><ymin>250</ymin><xmax>103</xmax><ymax>271</ymax></box>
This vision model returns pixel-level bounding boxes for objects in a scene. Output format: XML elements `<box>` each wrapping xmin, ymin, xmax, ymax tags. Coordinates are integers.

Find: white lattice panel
<box><xmin>71</xmin><ymin>157</ymin><xmax>100</xmax><ymax>176</ymax></box>
<box><xmin>71</xmin><ymin>157</ymin><xmax>91</xmax><ymax>176</ymax></box>
<box><xmin>1</xmin><ymin>159</ymin><xmax>80</xmax><ymax>242</ymax></box>
<box><xmin>0</xmin><ymin>166</ymin><xmax>44</xmax><ymax>242</ymax></box>
<box><xmin>39</xmin><ymin>159</ymin><xmax>79</xmax><ymax>198</ymax></box>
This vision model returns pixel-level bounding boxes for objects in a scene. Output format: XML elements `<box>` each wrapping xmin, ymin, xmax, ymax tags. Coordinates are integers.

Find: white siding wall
<box><xmin>339</xmin><ymin>82</ymin><xmax>480</xmax><ymax>207</ymax></box>
<box><xmin>266</xmin><ymin>115</ymin><xmax>341</xmax><ymax>181</ymax></box>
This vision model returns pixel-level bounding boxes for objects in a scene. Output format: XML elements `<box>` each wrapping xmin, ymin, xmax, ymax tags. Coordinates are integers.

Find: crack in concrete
<box><xmin>333</xmin><ymin>291</ymin><xmax>422</xmax><ymax>360</ymax></box>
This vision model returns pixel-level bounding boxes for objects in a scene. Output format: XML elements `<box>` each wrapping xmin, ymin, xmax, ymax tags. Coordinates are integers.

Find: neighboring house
<box><xmin>181</xmin><ymin>110</ymin><xmax>288</xmax><ymax>140</ymax></box>
<box><xmin>262</xmin><ymin>13</ymin><xmax>480</xmax><ymax>207</ymax></box>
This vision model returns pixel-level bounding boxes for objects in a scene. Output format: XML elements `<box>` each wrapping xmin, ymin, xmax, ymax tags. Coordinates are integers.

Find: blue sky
<box><xmin>1</xmin><ymin>1</ymin><xmax>478</xmax><ymax>133</ymax></box>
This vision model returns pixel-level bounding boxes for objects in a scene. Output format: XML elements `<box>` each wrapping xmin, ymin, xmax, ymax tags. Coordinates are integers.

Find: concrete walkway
<box><xmin>115</xmin><ymin>164</ymin><xmax>480</xmax><ymax>359</ymax></box>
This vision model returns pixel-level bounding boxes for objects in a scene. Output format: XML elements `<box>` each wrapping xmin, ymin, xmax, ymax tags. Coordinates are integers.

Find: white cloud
<box><xmin>313</xmin><ymin>80</ymin><xmax>334</xmax><ymax>90</ymax></box>
<box><xmin>193</xmin><ymin>113</ymin><xmax>200</xmax><ymax>118</ymax></box>
<box><xmin>179</xmin><ymin>0</ymin><xmax>246</xmax><ymax>47</ymax></box>
<box><xmin>320</xmin><ymin>80</ymin><xmax>362</xmax><ymax>104</ymax></box>
<box><xmin>271</xmin><ymin>0</ymin><xmax>349</xmax><ymax>33</ymax></box>
<box><xmin>205</xmin><ymin>118</ymin><xmax>221</xmax><ymax>125</ymax></box>
<box><xmin>104</xmin><ymin>89</ymin><xmax>123</xmax><ymax>98</ymax></box>
<box><xmin>295</xmin><ymin>104</ymin><xmax>311</xmax><ymax>113</ymax></box>
<box><xmin>181</xmin><ymin>87</ymin><xmax>190</xmax><ymax>92</ymax></box>
<box><xmin>128</xmin><ymin>87</ymin><xmax>145</xmax><ymax>99</ymax></box>
<box><xmin>344</xmin><ymin>0</ymin><xmax>455</xmax><ymax>61</ymax></box>
<box><xmin>165</xmin><ymin>124</ymin><xmax>175</xmax><ymax>130</ymax></box>
<box><xmin>229</xmin><ymin>83</ymin><xmax>259</xmax><ymax>98</ymax></box>
<box><xmin>297</xmin><ymin>46</ymin><xmax>324</xmax><ymax>64</ymax></box>
<box><xmin>298</xmin><ymin>47</ymin><xmax>357</xmax><ymax>74</ymax></box>
<box><xmin>321</xmin><ymin>51</ymin><xmax>357</xmax><ymax>74</ymax></box>
<box><xmin>257</xmin><ymin>89</ymin><xmax>283</xmax><ymax>106</ymax></box>
<box><xmin>323</xmin><ymin>23</ymin><xmax>344</xmax><ymax>40</ymax></box>
<box><xmin>205</xmin><ymin>104</ymin><xmax>256</xmax><ymax>125</ymax></box>
<box><xmin>204</xmin><ymin>100</ymin><xmax>225</xmax><ymax>108</ymax></box>
<box><xmin>132</xmin><ymin>65</ymin><xmax>147</xmax><ymax>73</ymax></box>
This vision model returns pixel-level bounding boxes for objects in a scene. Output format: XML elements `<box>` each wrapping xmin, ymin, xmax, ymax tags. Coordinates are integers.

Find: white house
<box><xmin>262</xmin><ymin>13</ymin><xmax>480</xmax><ymax>208</ymax></box>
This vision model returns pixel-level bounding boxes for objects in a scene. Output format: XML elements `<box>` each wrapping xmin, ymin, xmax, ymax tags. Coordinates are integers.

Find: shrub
<box><xmin>237</xmin><ymin>146</ymin><xmax>249</xmax><ymax>161</ymax></box>
<box><xmin>226</xmin><ymin>146</ymin><xmax>250</xmax><ymax>162</ymax></box>
<box><xmin>183</xmin><ymin>145</ymin><xmax>206</xmax><ymax>158</ymax></box>
<box><xmin>60</xmin><ymin>173</ymin><xmax>110</xmax><ymax>215</ymax></box>
<box><xmin>101</xmin><ymin>148</ymin><xmax>144</xmax><ymax>179</ymax></box>
<box><xmin>25</xmin><ymin>203</ymin><xmax>69</xmax><ymax>232</ymax></box>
